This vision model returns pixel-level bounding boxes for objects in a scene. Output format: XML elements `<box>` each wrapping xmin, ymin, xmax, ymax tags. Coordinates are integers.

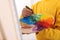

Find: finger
<box><xmin>22</xmin><ymin>8</ymin><xmax>33</xmax><ymax>17</ymax></box>
<box><xmin>26</xmin><ymin>8</ymin><xmax>33</xmax><ymax>13</ymax></box>
<box><xmin>22</xmin><ymin>12</ymin><xmax>30</xmax><ymax>17</ymax></box>
<box><xmin>26</xmin><ymin>11</ymin><xmax>33</xmax><ymax>16</ymax></box>
<box><xmin>22</xmin><ymin>9</ymin><xmax>28</xmax><ymax>17</ymax></box>
<box><xmin>22</xmin><ymin>10</ymin><xmax>32</xmax><ymax>17</ymax></box>
<box><xmin>22</xmin><ymin>8</ymin><xmax>32</xmax><ymax>14</ymax></box>
<box><xmin>23</xmin><ymin>8</ymin><xmax>33</xmax><ymax>13</ymax></box>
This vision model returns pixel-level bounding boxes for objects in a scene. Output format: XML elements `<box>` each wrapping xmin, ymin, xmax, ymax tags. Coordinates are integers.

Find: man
<box><xmin>21</xmin><ymin>0</ymin><xmax>60</xmax><ymax>40</ymax></box>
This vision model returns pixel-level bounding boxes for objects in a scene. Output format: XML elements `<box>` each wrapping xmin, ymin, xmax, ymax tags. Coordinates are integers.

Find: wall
<box><xmin>0</xmin><ymin>0</ymin><xmax>22</xmax><ymax>40</ymax></box>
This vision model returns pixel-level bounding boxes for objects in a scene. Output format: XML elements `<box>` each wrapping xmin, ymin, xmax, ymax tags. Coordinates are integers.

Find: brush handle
<box><xmin>26</xmin><ymin>6</ymin><xmax>33</xmax><ymax>13</ymax></box>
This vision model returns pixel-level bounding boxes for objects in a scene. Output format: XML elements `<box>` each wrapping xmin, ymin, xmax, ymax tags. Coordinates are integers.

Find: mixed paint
<box><xmin>20</xmin><ymin>14</ymin><xmax>54</xmax><ymax>33</ymax></box>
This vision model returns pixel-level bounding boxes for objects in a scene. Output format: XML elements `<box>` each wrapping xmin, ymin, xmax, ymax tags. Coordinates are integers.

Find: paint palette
<box><xmin>20</xmin><ymin>14</ymin><xmax>54</xmax><ymax>33</ymax></box>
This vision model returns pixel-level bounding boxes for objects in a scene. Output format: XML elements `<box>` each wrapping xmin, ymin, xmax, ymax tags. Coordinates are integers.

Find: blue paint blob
<box><xmin>20</xmin><ymin>14</ymin><xmax>42</xmax><ymax>25</ymax></box>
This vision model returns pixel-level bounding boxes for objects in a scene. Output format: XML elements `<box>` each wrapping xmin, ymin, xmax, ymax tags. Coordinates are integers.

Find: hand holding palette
<box><xmin>20</xmin><ymin>14</ymin><xmax>54</xmax><ymax>33</ymax></box>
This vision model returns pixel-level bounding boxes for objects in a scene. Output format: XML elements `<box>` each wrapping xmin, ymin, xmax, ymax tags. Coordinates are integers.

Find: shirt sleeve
<box><xmin>54</xmin><ymin>1</ymin><xmax>60</xmax><ymax>30</ymax></box>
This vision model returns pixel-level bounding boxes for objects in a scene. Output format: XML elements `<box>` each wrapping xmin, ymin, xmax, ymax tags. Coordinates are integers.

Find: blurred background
<box><xmin>0</xmin><ymin>0</ymin><xmax>41</xmax><ymax>40</ymax></box>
